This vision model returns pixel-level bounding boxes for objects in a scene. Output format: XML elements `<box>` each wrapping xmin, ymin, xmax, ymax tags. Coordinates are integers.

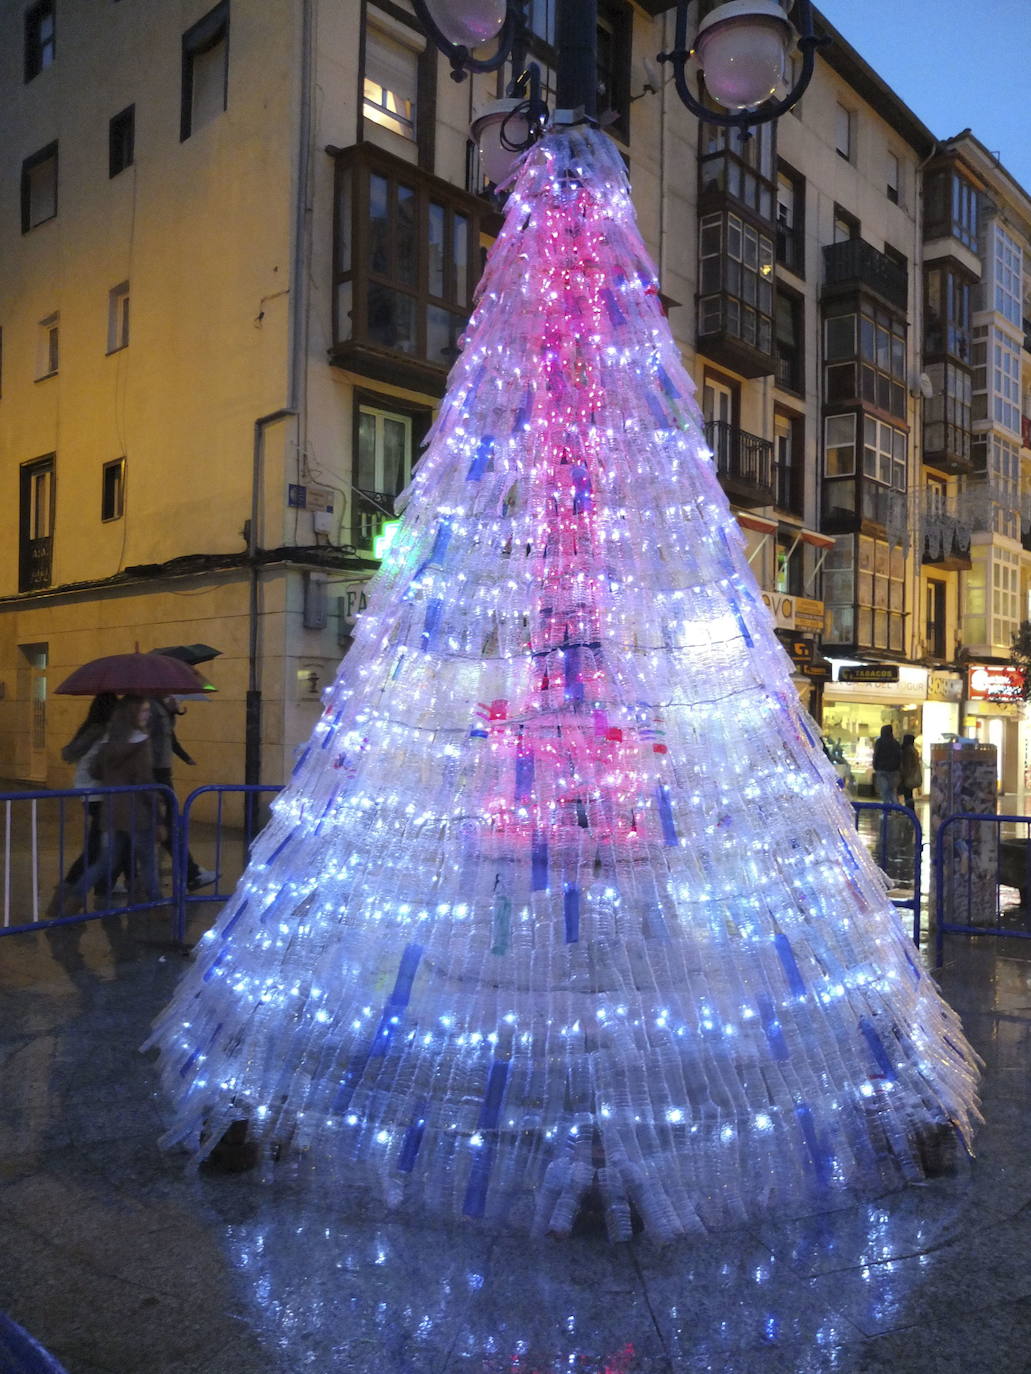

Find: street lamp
<box><xmin>411</xmin><ymin>0</ymin><xmax>825</xmax><ymax>172</ymax></box>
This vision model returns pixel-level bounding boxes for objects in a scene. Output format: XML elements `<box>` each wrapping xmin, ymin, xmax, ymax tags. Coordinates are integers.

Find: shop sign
<box><xmin>927</xmin><ymin>671</ymin><xmax>963</xmax><ymax>702</ymax></box>
<box><xmin>968</xmin><ymin>664</ymin><xmax>1025</xmax><ymax>702</ymax></box>
<box><xmin>793</xmin><ymin>597</ymin><xmax>825</xmax><ymax>632</ymax></box>
<box><xmin>839</xmin><ymin>664</ymin><xmax>900</xmax><ymax>684</ymax></box>
<box><xmin>777</xmin><ymin>633</ymin><xmax>812</xmax><ymax>663</ymax></box>
<box><xmin>801</xmin><ymin>658</ymin><xmax>831</xmax><ymax>679</ymax></box>
<box><xmin>761</xmin><ymin>591</ymin><xmax>796</xmax><ymax>629</ymax></box>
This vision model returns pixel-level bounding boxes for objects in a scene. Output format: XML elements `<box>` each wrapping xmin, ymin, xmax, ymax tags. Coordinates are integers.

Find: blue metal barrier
<box><xmin>176</xmin><ymin>784</ymin><xmax>282</xmax><ymax>942</ymax></box>
<box><xmin>0</xmin><ymin>785</ymin><xmax>181</xmax><ymax>938</ymax></box>
<box><xmin>852</xmin><ymin>800</ymin><xmax>923</xmax><ymax>947</ymax></box>
<box><xmin>934</xmin><ymin>811</ymin><xmax>1031</xmax><ymax>966</ymax></box>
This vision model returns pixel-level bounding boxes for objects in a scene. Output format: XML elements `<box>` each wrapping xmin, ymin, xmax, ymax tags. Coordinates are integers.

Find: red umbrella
<box><xmin>55</xmin><ymin>651</ymin><xmax>208</xmax><ymax>696</ymax></box>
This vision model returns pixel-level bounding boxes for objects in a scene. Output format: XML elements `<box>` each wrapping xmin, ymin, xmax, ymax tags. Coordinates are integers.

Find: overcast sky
<box><xmin>815</xmin><ymin>0</ymin><xmax>1031</xmax><ymax>197</ymax></box>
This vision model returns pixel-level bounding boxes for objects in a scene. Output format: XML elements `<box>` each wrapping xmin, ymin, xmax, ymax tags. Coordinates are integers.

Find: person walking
<box><xmin>47</xmin><ymin>693</ymin><xmax>119</xmax><ymax>918</ymax></box>
<box><xmin>899</xmin><ymin>733</ymin><xmax>922</xmax><ymax>807</ymax></box>
<box><xmin>149</xmin><ymin>695</ymin><xmax>216</xmax><ymax>891</ymax></box>
<box><xmin>50</xmin><ymin>697</ymin><xmax>160</xmax><ymax>914</ymax></box>
<box><xmin>872</xmin><ymin>723</ymin><xmax>902</xmax><ymax>805</ymax></box>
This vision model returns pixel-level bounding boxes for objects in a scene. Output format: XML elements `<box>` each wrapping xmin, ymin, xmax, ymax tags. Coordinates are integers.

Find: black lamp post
<box><xmin>410</xmin><ymin>0</ymin><xmax>825</xmax><ymax>171</ymax></box>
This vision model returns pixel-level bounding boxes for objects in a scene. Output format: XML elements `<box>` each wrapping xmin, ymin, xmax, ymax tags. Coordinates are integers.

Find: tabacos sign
<box><xmin>968</xmin><ymin>664</ymin><xmax>1025</xmax><ymax>702</ymax></box>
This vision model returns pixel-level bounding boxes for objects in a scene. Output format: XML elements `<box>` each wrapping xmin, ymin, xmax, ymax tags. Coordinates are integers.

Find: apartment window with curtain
<box><xmin>352</xmin><ymin>399</ymin><xmax>429</xmax><ymax>550</ymax></box>
<box><xmin>180</xmin><ymin>2</ymin><xmax>229</xmax><ymax>141</ymax></box>
<box><xmin>24</xmin><ymin>0</ymin><xmax>55</xmax><ymax>82</ymax></box>
<box><xmin>775</xmin><ymin>162</ymin><xmax>804</xmax><ymax>275</ymax></box>
<box><xmin>363</xmin><ymin>21</ymin><xmax>419</xmax><ymax>141</ymax></box>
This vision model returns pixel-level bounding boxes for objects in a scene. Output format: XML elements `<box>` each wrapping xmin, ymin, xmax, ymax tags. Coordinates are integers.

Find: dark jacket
<box><xmin>900</xmin><ymin>741</ymin><xmax>922</xmax><ymax>790</ymax></box>
<box><xmin>872</xmin><ymin>732</ymin><xmax>901</xmax><ymax>772</ymax></box>
<box><xmin>96</xmin><ymin>734</ymin><xmax>155</xmax><ymax>831</ymax></box>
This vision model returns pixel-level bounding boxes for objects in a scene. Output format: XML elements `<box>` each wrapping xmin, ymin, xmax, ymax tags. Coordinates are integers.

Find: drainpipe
<box><xmin>244</xmin><ymin>0</ymin><xmax>313</xmax><ymax>804</ymax></box>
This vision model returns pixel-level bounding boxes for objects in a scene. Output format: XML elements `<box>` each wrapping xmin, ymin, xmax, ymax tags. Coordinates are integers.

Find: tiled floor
<box><xmin>3</xmin><ymin>911</ymin><xmax>1031</xmax><ymax>1374</ymax></box>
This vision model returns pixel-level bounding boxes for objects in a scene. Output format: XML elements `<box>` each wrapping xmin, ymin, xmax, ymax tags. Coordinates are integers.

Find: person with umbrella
<box><xmin>51</xmin><ymin>649</ymin><xmax>217</xmax><ymax>910</ymax></box>
<box><xmin>149</xmin><ymin>695</ymin><xmax>216</xmax><ymax>891</ymax></box>
<box><xmin>50</xmin><ymin>696</ymin><xmax>160</xmax><ymax>914</ymax></box>
<box><xmin>148</xmin><ymin>645</ymin><xmax>219</xmax><ymax>892</ymax></box>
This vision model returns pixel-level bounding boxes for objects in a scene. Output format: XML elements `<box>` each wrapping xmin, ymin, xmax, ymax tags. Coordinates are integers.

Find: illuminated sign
<box><xmin>838</xmin><ymin>664</ymin><xmax>900</xmax><ymax>684</ymax></box>
<box><xmin>967</xmin><ymin>665</ymin><xmax>1025</xmax><ymax>701</ymax></box>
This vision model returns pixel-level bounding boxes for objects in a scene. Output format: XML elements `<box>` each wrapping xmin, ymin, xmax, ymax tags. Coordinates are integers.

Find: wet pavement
<box><xmin>3</xmin><ymin>906</ymin><xmax>1031</xmax><ymax>1373</ymax></box>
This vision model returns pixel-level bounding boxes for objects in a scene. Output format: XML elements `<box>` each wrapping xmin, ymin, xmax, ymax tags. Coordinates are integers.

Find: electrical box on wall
<box><xmin>303</xmin><ymin>571</ymin><xmax>328</xmax><ymax>629</ymax></box>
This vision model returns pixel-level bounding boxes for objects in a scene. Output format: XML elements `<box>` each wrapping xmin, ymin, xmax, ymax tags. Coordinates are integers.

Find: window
<box><xmin>19</xmin><ymin>456</ymin><xmax>55</xmax><ymax>591</ymax></box>
<box><xmin>824</xmin><ymin>413</ymin><xmax>856</xmax><ymax>477</ymax></box>
<box><xmin>37</xmin><ymin>313</ymin><xmax>59</xmax><ymax>379</ymax></box>
<box><xmin>775</xmin><ymin>162</ymin><xmax>804</xmax><ymax>275</ymax></box>
<box><xmin>101</xmin><ymin>459</ymin><xmax>125</xmax><ymax>521</ymax></box>
<box><xmin>21</xmin><ymin>142</ymin><xmax>58</xmax><ymax>233</ymax></box>
<box><xmin>700</xmin><ymin>122</ymin><xmax>775</xmax><ymax>220</ymax></box>
<box><xmin>835</xmin><ymin>103</ymin><xmax>853</xmax><ymax>161</ymax></box>
<box><xmin>924</xmin><ymin>263</ymin><xmax>972</xmax><ymax>360</ymax></box>
<box><xmin>823</xmin><ymin>534</ymin><xmax>904</xmax><ymax>652</ymax></box>
<box><xmin>923</xmin><ymin>362</ymin><xmax>972</xmax><ymax>466</ymax></box>
<box><xmin>924</xmin><ymin>166</ymin><xmax>978</xmax><ymax>250</ymax></box>
<box><xmin>332</xmin><ymin>144</ymin><xmax>491</xmax><ymax>380</ymax></box>
<box><xmin>774</xmin><ymin>411</ymin><xmax>804</xmax><ymax>516</ymax></box>
<box><xmin>776</xmin><ymin>534</ymin><xmax>803</xmax><ymax>595</ymax></box>
<box><xmin>974</xmin><ymin>327</ymin><xmax>1021</xmax><ymax>436</ymax></box>
<box><xmin>989</xmin><ymin>223</ymin><xmax>1023</xmax><ymax>328</ymax></box>
<box><xmin>107</xmin><ymin>282</ymin><xmax>130</xmax><ymax>352</ymax></box>
<box><xmin>822</xmin><ymin>412</ymin><xmax>906</xmax><ymax>532</ymax></box>
<box><xmin>363</xmin><ymin>22</ymin><xmax>418</xmax><ymax>141</ymax></box>
<box><xmin>925</xmin><ymin>579</ymin><xmax>947</xmax><ymax>659</ymax></box>
<box><xmin>109</xmin><ymin>105</ymin><xmax>135</xmax><ymax>178</ymax></box>
<box><xmin>180</xmin><ymin>2</ymin><xmax>228</xmax><ymax>141</ymax></box>
<box><xmin>24</xmin><ymin>1</ymin><xmax>55</xmax><ymax>82</ymax></box>
<box><xmin>823</xmin><ymin>304</ymin><xmax>907</xmax><ymax>418</ymax></box>
<box><xmin>833</xmin><ymin>207</ymin><xmax>859</xmax><ymax>244</ymax></box>
<box><xmin>886</xmin><ymin>151</ymin><xmax>900</xmax><ymax>204</ymax></box>
<box><xmin>518</xmin><ymin>2</ymin><xmax>629</xmax><ymax>145</ymax></box>
<box><xmin>353</xmin><ymin>402</ymin><xmax>417</xmax><ymax>549</ymax></box>
<box><xmin>698</xmin><ymin>211</ymin><xmax>775</xmax><ymax>357</ymax></box>
<box><xmin>774</xmin><ymin>289</ymin><xmax>804</xmax><ymax>393</ymax></box>
<box><xmin>595</xmin><ymin>3</ymin><xmax>632</xmax><ymax>143</ymax></box>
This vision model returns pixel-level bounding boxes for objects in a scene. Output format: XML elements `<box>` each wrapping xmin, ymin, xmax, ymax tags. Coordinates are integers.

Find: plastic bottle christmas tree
<box><xmin>149</xmin><ymin>128</ymin><xmax>980</xmax><ymax>1241</ymax></box>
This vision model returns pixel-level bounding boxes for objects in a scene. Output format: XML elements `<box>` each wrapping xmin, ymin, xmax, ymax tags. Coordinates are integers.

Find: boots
<box><xmin>46</xmin><ymin>883</ymin><xmax>83</xmax><ymax>920</ymax></box>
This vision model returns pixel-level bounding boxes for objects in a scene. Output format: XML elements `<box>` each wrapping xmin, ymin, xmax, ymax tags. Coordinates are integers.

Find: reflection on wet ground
<box><xmin>3</xmin><ymin>912</ymin><xmax>1031</xmax><ymax>1373</ymax></box>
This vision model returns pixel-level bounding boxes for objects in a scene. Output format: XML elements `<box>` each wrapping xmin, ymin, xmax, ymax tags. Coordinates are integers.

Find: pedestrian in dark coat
<box><xmin>899</xmin><ymin>733</ymin><xmax>921</xmax><ymax>806</ymax></box>
<box><xmin>872</xmin><ymin>724</ymin><xmax>901</xmax><ymax>805</ymax></box>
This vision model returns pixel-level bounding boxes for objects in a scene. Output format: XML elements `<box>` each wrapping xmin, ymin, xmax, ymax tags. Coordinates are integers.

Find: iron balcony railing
<box><xmin>823</xmin><ymin>237</ymin><xmax>908</xmax><ymax>311</ymax></box>
<box><xmin>704</xmin><ymin>420</ymin><xmax>774</xmax><ymax>496</ymax></box>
